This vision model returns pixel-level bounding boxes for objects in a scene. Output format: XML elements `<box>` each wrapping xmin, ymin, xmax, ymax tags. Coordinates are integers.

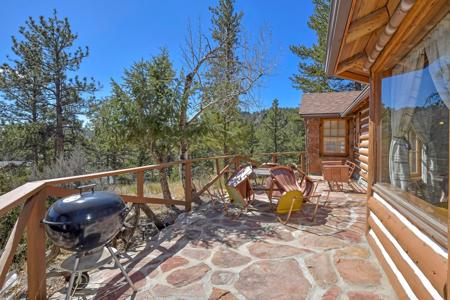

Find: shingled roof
<box><xmin>299</xmin><ymin>91</ymin><xmax>362</xmax><ymax>117</ymax></box>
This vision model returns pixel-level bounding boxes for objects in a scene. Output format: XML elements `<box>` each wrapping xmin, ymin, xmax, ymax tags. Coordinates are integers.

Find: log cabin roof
<box><xmin>325</xmin><ymin>0</ymin><xmax>447</xmax><ymax>82</ymax></box>
<box><xmin>299</xmin><ymin>90</ymin><xmax>362</xmax><ymax>117</ymax></box>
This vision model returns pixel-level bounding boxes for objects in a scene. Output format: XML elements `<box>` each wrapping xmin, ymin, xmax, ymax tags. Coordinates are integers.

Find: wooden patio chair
<box><xmin>224</xmin><ymin>165</ymin><xmax>255</xmax><ymax>218</ymax></box>
<box><xmin>344</xmin><ymin>160</ymin><xmax>357</xmax><ymax>178</ymax></box>
<box><xmin>267</xmin><ymin>166</ymin><xmax>321</xmax><ymax>224</ymax></box>
<box><xmin>287</xmin><ymin>163</ymin><xmax>306</xmax><ymax>187</ymax></box>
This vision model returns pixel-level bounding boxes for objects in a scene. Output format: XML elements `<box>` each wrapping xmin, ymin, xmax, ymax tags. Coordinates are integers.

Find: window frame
<box><xmin>408</xmin><ymin>129</ymin><xmax>422</xmax><ymax>178</ymax></box>
<box><xmin>373</xmin><ymin>12</ymin><xmax>449</xmax><ymax>241</ymax></box>
<box><xmin>320</xmin><ymin>118</ymin><xmax>348</xmax><ymax>156</ymax></box>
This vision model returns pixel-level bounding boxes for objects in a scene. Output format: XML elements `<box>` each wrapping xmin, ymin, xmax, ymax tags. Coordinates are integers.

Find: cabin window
<box><xmin>321</xmin><ymin>119</ymin><xmax>347</xmax><ymax>155</ymax></box>
<box><xmin>379</xmin><ymin>13</ymin><xmax>449</xmax><ymax>219</ymax></box>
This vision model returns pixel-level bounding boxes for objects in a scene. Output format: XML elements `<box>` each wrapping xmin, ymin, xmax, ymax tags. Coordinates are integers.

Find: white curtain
<box><xmin>388</xmin><ymin>52</ymin><xmax>424</xmax><ymax>190</ymax></box>
<box><xmin>425</xmin><ymin>14</ymin><xmax>450</xmax><ymax>109</ymax></box>
<box><xmin>423</xmin><ymin>14</ymin><xmax>450</xmax><ymax>201</ymax></box>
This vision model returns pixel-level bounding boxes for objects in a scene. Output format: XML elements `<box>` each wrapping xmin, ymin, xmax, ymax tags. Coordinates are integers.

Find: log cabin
<box><xmin>325</xmin><ymin>0</ymin><xmax>449</xmax><ymax>299</ymax></box>
<box><xmin>299</xmin><ymin>88</ymin><xmax>369</xmax><ymax>188</ymax></box>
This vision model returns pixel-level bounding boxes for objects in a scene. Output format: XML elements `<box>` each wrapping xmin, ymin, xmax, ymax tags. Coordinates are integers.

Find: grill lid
<box><xmin>43</xmin><ymin>188</ymin><xmax>127</xmax><ymax>252</ymax></box>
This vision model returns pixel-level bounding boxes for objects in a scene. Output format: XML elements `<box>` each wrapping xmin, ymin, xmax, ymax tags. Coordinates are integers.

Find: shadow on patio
<box><xmin>50</xmin><ymin>181</ymin><xmax>397</xmax><ymax>300</ymax></box>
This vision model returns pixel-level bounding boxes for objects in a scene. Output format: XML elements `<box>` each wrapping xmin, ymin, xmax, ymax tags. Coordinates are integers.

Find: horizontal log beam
<box><xmin>360</xmin><ymin>133</ymin><xmax>369</xmax><ymax>141</ymax></box>
<box><xmin>368</xmin><ymin>196</ymin><xmax>447</xmax><ymax>293</ymax></box>
<box><xmin>367</xmin><ymin>232</ymin><xmax>412</xmax><ymax>299</ymax></box>
<box><xmin>368</xmin><ymin>215</ymin><xmax>437</xmax><ymax>299</ymax></box>
<box><xmin>336</xmin><ymin>52</ymin><xmax>367</xmax><ymax>74</ymax></box>
<box><xmin>346</xmin><ymin>7</ymin><xmax>389</xmax><ymax>43</ymax></box>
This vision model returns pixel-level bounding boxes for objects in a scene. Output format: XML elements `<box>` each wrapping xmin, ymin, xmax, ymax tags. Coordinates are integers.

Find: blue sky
<box><xmin>0</xmin><ymin>0</ymin><xmax>316</xmax><ymax>109</ymax></box>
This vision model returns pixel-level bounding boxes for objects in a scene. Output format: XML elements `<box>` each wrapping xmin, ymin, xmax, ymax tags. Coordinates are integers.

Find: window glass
<box><xmin>322</xmin><ymin>119</ymin><xmax>347</xmax><ymax>154</ymax></box>
<box><xmin>380</xmin><ymin>14</ymin><xmax>449</xmax><ymax>212</ymax></box>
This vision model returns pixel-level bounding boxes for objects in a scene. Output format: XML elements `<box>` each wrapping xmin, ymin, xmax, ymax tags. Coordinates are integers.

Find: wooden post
<box><xmin>184</xmin><ymin>161</ymin><xmax>192</xmax><ymax>212</ymax></box>
<box><xmin>271</xmin><ymin>154</ymin><xmax>277</xmax><ymax>163</ymax></box>
<box><xmin>137</xmin><ymin>171</ymin><xmax>144</xmax><ymax>201</ymax></box>
<box><xmin>215</xmin><ymin>158</ymin><xmax>225</xmax><ymax>196</ymax></box>
<box><xmin>234</xmin><ymin>156</ymin><xmax>240</xmax><ymax>173</ymax></box>
<box><xmin>299</xmin><ymin>153</ymin><xmax>306</xmax><ymax>172</ymax></box>
<box><xmin>366</xmin><ymin>73</ymin><xmax>381</xmax><ymax>234</ymax></box>
<box><xmin>27</xmin><ymin>191</ymin><xmax>47</xmax><ymax>300</ymax></box>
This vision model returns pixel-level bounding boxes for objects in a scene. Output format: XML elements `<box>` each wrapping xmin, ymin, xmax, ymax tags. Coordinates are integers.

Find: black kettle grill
<box><xmin>43</xmin><ymin>185</ymin><xmax>128</xmax><ymax>252</ymax></box>
<box><xmin>43</xmin><ymin>185</ymin><xmax>136</xmax><ymax>299</ymax></box>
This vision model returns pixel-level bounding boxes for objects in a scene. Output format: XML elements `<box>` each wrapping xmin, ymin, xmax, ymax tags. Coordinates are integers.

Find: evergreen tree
<box><xmin>206</xmin><ymin>0</ymin><xmax>243</xmax><ymax>155</ymax></box>
<box><xmin>0</xmin><ymin>20</ymin><xmax>50</xmax><ymax>168</ymax></box>
<box><xmin>107</xmin><ymin>50</ymin><xmax>179</xmax><ymax>200</ymax></box>
<box><xmin>259</xmin><ymin>99</ymin><xmax>288</xmax><ymax>153</ymax></box>
<box><xmin>290</xmin><ymin>0</ymin><xmax>358</xmax><ymax>92</ymax></box>
<box><xmin>28</xmin><ymin>10</ymin><xmax>97</xmax><ymax>157</ymax></box>
<box><xmin>89</xmin><ymin>98</ymin><xmax>130</xmax><ymax>171</ymax></box>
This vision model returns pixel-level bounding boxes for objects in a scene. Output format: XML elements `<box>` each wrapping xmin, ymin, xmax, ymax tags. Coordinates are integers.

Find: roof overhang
<box><xmin>341</xmin><ymin>86</ymin><xmax>369</xmax><ymax>117</ymax></box>
<box><xmin>324</xmin><ymin>0</ymin><xmax>432</xmax><ymax>83</ymax></box>
<box><xmin>325</xmin><ymin>0</ymin><xmax>353</xmax><ymax>76</ymax></box>
<box><xmin>300</xmin><ymin>113</ymin><xmax>343</xmax><ymax>118</ymax></box>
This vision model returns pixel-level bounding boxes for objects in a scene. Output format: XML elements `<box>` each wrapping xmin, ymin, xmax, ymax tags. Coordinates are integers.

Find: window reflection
<box><xmin>380</xmin><ymin>14</ymin><xmax>449</xmax><ymax>210</ymax></box>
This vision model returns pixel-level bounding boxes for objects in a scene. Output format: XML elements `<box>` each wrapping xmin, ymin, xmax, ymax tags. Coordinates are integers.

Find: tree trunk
<box><xmin>158</xmin><ymin>168</ymin><xmax>172</xmax><ymax>200</ymax></box>
<box><xmin>155</xmin><ymin>154</ymin><xmax>172</xmax><ymax>200</ymax></box>
<box><xmin>55</xmin><ymin>78</ymin><xmax>64</xmax><ymax>158</ymax></box>
<box><xmin>31</xmin><ymin>91</ymin><xmax>39</xmax><ymax>168</ymax></box>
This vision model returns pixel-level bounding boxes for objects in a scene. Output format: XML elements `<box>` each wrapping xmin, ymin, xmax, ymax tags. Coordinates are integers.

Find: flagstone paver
<box><xmin>235</xmin><ymin>259</ymin><xmax>311</xmax><ymax>300</ymax></box>
<box><xmin>49</xmin><ymin>181</ymin><xmax>397</xmax><ymax>300</ymax></box>
<box><xmin>305</xmin><ymin>253</ymin><xmax>337</xmax><ymax>287</ymax></box>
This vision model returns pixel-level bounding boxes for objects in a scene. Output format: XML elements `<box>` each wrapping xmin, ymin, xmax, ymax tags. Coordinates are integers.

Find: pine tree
<box><xmin>290</xmin><ymin>0</ymin><xmax>358</xmax><ymax>92</ymax></box>
<box><xmin>28</xmin><ymin>10</ymin><xmax>97</xmax><ymax>157</ymax></box>
<box><xmin>259</xmin><ymin>99</ymin><xmax>288</xmax><ymax>153</ymax></box>
<box><xmin>206</xmin><ymin>0</ymin><xmax>243</xmax><ymax>155</ymax></box>
<box><xmin>107</xmin><ymin>50</ymin><xmax>179</xmax><ymax>200</ymax></box>
<box><xmin>0</xmin><ymin>16</ymin><xmax>50</xmax><ymax>168</ymax></box>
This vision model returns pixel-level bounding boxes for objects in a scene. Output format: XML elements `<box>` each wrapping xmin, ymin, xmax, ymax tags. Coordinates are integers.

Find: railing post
<box><xmin>234</xmin><ymin>156</ymin><xmax>240</xmax><ymax>172</ymax></box>
<box><xmin>184</xmin><ymin>161</ymin><xmax>192</xmax><ymax>212</ymax></box>
<box><xmin>300</xmin><ymin>153</ymin><xmax>306</xmax><ymax>172</ymax></box>
<box><xmin>271</xmin><ymin>154</ymin><xmax>277</xmax><ymax>163</ymax></box>
<box><xmin>27</xmin><ymin>191</ymin><xmax>47</xmax><ymax>300</ymax></box>
<box><xmin>137</xmin><ymin>171</ymin><xmax>144</xmax><ymax>201</ymax></box>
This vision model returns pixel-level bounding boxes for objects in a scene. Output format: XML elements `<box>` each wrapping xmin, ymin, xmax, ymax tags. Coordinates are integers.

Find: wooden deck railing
<box><xmin>0</xmin><ymin>151</ymin><xmax>305</xmax><ymax>299</ymax></box>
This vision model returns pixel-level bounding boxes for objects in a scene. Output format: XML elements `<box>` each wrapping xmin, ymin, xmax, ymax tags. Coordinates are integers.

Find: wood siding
<box><xmin>328</xmin><ymin>1</ymin><xmax>450</xmax><ymax>299</ymax></box>
<box><xmin>352</xmin><ymin>102</ymin><xmax>369</xmax><ymax>184</ymax></box>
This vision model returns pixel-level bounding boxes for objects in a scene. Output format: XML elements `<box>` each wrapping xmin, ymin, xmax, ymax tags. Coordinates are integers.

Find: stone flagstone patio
<box><xmin>50</xmin><ymin>181</ymin><xmax>397</xmax><ymax>300</ymax></box>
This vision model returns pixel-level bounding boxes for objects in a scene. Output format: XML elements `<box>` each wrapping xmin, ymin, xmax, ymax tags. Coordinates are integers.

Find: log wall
<box><xmin>351</xmin><ymin>101</ymin><xmax>370</xmax><ymax>185</ymax></box>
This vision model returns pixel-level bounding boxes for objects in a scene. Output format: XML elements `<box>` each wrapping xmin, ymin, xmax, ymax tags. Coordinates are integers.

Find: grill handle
<box><xmin>42</xmin><ymin>219</ymin><xmax>72</xmax><ymax>226</ymax></box>
<box><xmin>76</xmin><ymin>183</ymin><xmax>96</xmax><ymax>194</ymax></box>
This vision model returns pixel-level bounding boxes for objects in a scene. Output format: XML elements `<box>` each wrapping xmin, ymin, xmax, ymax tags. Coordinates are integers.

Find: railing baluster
<box><xmin>26</xmin><ymin>191</ymin><xmax>47</xmax><ymax>300</ymax></box>
<box><xmin>136</xmin><ymin>171</ymin><xmax>144</xmax><ymax>201</ymax></box>
<box><xmin>184</xmin><ymin>161</ymin><xmax>192</xmax><ymax>212</ymax></box>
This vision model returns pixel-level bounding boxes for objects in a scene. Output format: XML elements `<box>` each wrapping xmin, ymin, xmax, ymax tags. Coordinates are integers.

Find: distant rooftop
<box><xmin>0</xmin><ymin>161</ymin><xmax>26</xmax><ymax>168</ymax></box>
<box><xmin>299</xmin><ymin>91</ymin><xmax>362</xmax><ymax>117</ymax></box>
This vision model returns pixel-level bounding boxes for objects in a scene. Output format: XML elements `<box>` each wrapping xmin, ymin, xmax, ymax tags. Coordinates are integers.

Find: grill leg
<box><xmin>65</xmin><ymin>255</ymin><xmax>81</xmax><ymax>300</ymax></box>
<box><xmin>107</xmin><ymin>246</ymin><xmax>137</xmax><ymax>292</ymax></box>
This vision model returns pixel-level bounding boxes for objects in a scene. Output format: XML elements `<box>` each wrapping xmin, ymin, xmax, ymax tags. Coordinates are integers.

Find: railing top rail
<box><xmin>0</xmin><ymin>181</ymin><xmax>46</xmax><ymax>218</ymax></box>
<box><xmin>0</xmin><ymin>151</ymin><xmax>306</xmax><ymax>216</ymax></box>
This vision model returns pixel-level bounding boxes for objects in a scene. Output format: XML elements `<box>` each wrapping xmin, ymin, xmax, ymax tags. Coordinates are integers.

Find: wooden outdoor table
<box><xmin>251</xmin><ymin>167</ymin><xmax>283</xmax><ymax>192</ymax></box>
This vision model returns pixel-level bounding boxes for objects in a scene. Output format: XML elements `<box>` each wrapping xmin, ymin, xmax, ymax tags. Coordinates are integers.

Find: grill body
<box><xmin>43</xmin><ymin>191</ymin><xmax>127</xmax><ymax>252</ymax></box>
